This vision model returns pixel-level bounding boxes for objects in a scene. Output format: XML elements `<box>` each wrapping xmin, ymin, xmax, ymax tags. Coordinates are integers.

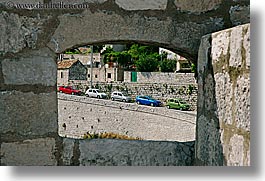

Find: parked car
<box><xmin>136</xmin><ymin>96</ymin><xmax>162</xmax><ymax>107</ymax></box>
<box><xmin>85</xmin><ymin>89</ymin><xmax>107</xmax><ymax>99</ymax></box>
<box><xmin>111</xmin><ymin>91</ymin><xmax>132</xmax><ymax>102</ymax></box>
<box><xmin>166</xmin><ymin>98</ymin><xmax>190</xmax><ymax>110</ymax></box>
<box><xmin>58</xmin><ymin>86</ymin><xmax>82</xmax><ymax>95</ymax></box>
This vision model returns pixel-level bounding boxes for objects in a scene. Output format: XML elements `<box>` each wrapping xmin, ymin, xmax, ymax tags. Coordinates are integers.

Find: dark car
<box><xmin>58</xmin><ymin>86</ymin><xmax>82</xmax><ymax>95</ymax></box>
<box><xmin>136</xmin><ymin>96</ymin><xmax>162</xmax><ymax>107</ymax></box>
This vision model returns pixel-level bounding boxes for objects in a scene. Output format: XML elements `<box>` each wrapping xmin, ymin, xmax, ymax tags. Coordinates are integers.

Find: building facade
<box><xmin>57</xmin><ymin>60</ymin><xmax>88</xmax><ymax>86</ymax></box>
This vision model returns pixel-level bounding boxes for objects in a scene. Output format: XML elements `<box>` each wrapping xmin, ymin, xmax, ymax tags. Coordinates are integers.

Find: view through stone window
<box><xmin>57</xmin><ymin>43</ymin><xmax>197</xmax><ymax>142</ymax></box>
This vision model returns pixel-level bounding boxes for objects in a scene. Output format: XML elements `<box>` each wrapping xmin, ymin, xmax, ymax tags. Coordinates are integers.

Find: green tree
<box><xmin>65</xmin><ymin>48</ymin><xmax>81</xmax><ymax>54</ymax></box>
<box><xmin>160</xmin><ymin>59</ymin><xmax>177</xmax><ymax>72</ymax></box>
<box><xmin>135</xmin><ymin>54</ymin><xmax>159</xmax><ymax>72</ymax></box>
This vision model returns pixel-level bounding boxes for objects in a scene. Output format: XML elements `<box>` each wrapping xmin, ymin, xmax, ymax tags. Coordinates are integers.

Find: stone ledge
<box><xmin>1</xmin><ymin>138</ymin><xmax>57</xmax><ymax>166</ymax></box>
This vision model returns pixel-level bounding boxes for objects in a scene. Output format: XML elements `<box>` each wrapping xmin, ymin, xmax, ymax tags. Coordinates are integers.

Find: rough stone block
<box><xmin>229</xmin><ymin>5</ymin><xmax>250</xmax><ymax>26</ymax></box>
<box><xmin>212</xmin><ymin>30</ymin><xmax>230</xmax><ymax>63</ymax></box>
<box><xmin>234</xmin><ymin>75</ymin><xmax>250</xmax><ymax>131</ymax></box>
<box><xmin>174</xmin><ymin>0</ymin><xmax>222</xmax><ymax>14</ymax></box>
<box><xmin>115</xmin><ymin>0</ymin><xmax>167</xmax><ymax>10</ymax></box>
<box><xmin>79</xmin><ymin>139</ymin><xmax>194</xmax><ymax>166</ymax></box>
<box><xmin>2</xmin><ymin>49</ymin><xmax>56</xmax><ymax>86</ymax></box>
<box><xmin>62</xmin><ymin>138</ymin><xmax>75</xmax><ymax>165</ymax></box>
<box><xmin>0</xmin><ymin>11</ymin><xmax>45</xmax><ymax>54</ymax></box>
<box><xmin>0</xmin><ymin>91</ymin><xmax>58</xmax><ymax>137</ymax></box>
<box><xmin>214</xmin><ymin>73</ymin><xmax>233</xmax><ymax>125</ymax></box>
<box><xmin>0</xmin><ymin>138</ymin><xmax>57</xmax><ymax>166</ymax></box>
<box><xmin>229</xmin><ymin>25</ymin><xmax>243</xmax><ymax>67</ymax></box>
<box><xmin>243</xmin><ymin>24</ymin><xmax>250</xmax><ymax>68</ymax></box>
<box><xmin>228</xmin><ymin>134</ymin><xmax>244</xmax><ymax>166</ymax></box>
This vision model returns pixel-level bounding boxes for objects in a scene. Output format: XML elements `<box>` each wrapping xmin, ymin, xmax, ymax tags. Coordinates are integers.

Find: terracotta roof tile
<box><xmin>57</xmin><ymin>60</ymin><xmax>78</xmax><ymax>69</ymax></box>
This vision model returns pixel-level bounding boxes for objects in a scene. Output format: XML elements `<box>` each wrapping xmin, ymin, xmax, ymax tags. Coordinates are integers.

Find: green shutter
<box><xmin>131</xmin><ymin>72</ymin><xmax>137</xmax><ymax>82</ymax></box>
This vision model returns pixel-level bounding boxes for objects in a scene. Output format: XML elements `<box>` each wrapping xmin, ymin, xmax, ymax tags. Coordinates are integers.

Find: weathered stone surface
<box><xmin>0</xmin><ymin>138</ymin><xmax>57</xmax><ymax>166</ymax></box>
<box><xmin>78</xmin><ymin>139</ymin><xmax>195</xmax><ymax>166</ymax></box>
<box><xmin>243</xmin><ymin>24</ymin><xmax>250</xmax><ymax>68</ymax></box>
<box><xmin>62</xmin><ymin>138</ymin><xmax>75</xmax><ymax>165</ymax></box>
<box><xmin>2</xmin><ymin>48</ymin><xmax>56</xmax><ymax>86</ymax></box>
<box><xmin>234</xmin><ymin>75</ymin><xmax>250</xmax><ymax>131</ymax></box>
<box><xmin>46</xmin><ymin>4</ymin><xmax>247</xmax><ymax>61</ymax></box>
<box><xmin>58</xmin><ymin>93</ymin><xmax>196</xmax><ymax>142</ymax></box>
<box><xmin>0</xmin><ymin>91</ymin><xmax>58</xmax><ymax>137</ymax></box>
<box><xmin>197</xmin><ymin>23</ymin><xmax>250</xmax><ymax>166</ymax></box>
<box><xmin>0</xmin><ymin>0</ymin><xmax>250</xmax><ymax>166</ymax></box>
<box><xmin>214</xmin><ymin>73</ymin><xmax>233</xmax><ymax>125</ymax></box>
<box><xmin>196</xmin><ymin>115</ymin><xmax>223</xmax><ymax>166</ymax></box>
<box><xmin>212</xmin><ymin>30</ymin><xmax>230</xmax><ymax>63</ymax></box>
<box><xmin>0</xmin><ymin>11</ymin><xmax>46</xmax><ymax>54</ymax></box>
<box><xmin>230</xmin><ymin>5</ymin><xmax>250</xmax><ymax>26</ymax></box>
<box><xmin>0</xmin><ymin>0</ymin><xmax>44</xmax><ymax>9</ymax></box>
<box><xmin>229</xmin><ymin>25</ymin><xmax>243</xmax><ymax>67</ymax></box>
<box><xmin>115</xmin><ymin>0</ymin><xmax>167</xmax><ymax>10</ymax></box>
<box><xmin>174</xmin><ymin>0</ymin><xmax>222</xmax><ymax>14</ymax></box>
<box><xmin>227</xmin><ymin>134</ymin><xmax>244</xmax><ymax>166</ymax></box>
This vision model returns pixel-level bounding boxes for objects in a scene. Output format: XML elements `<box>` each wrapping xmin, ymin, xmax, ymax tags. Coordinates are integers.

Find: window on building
<box><xmin>108</xmin><ymin>73</ymin><xmax>112</xmax><ymax>79</ymax></box>
<box><xmin>88</xmin><ymin>74</ymin><xmax>90</xmax><ymax>78</ymax></box>
<box><xmin>61</xmin><ymin>72</ymin><xmax>63</xmax><ymax>78</ymax></box>
<box><xmin>95</xmin><ymin>74</ymin><xmax>98</xmax><ymax>78</ymax></box>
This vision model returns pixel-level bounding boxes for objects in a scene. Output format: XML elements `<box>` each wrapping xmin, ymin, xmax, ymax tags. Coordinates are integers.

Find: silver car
<box><xmin>111</xmin><ymin>91</ymin><xmax>132</xmax><ymax>102</ymax></box>
<box><xmin>85</xmin><ymin>89</ymin><xmax>107</xmax><ymax>99</ymax></box>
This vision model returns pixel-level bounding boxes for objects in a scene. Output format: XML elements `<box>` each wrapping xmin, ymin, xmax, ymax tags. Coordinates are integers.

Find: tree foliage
<box><xmin>135</xmin><ymin>54</ymin><xmax>159</xmax><ymax>72</ymax></box>
<box><xmin>160</xmin><ymin>59</ymin><xmax>177</xmax><ymax>72</ymax></box>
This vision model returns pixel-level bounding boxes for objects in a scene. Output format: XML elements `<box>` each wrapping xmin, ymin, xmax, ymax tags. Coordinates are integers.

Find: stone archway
<box><xmin>0</xmin><ymin>0</ymin><xmax>250</xmax><ymax>166</ymax></box>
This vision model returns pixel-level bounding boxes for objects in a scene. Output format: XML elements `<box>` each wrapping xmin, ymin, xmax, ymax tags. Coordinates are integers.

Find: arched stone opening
<box><xmin>0</xmin><ymin>0</ymin><xmax>250</xmax><ymax>166</ymax></box>
<box><xmin>57</xmin><ymin>41</ymin><xmax>197</xmax><ymax>142</ymax></box>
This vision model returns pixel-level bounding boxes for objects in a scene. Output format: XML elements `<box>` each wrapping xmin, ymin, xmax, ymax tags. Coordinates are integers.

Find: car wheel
<box><xmin>137</xmin><ymin>101</ymin><xmax>140</xmax><ymax>105</ymax></box>
<box><xmin>86</xmin><ymin>94</ymin><xmax>89</xmax><ymax>97</ymax></box>
<box><xmin>97</xmin><ymin>95</ymin><xmax>100</xmax><ymax>99</ymax></box>
<box><xmin>167</xmin><ymin>105</ymin><xmax>170</xmax><ymax>109</ymax></box>
<box><xmin>151</xmin><ymin>103</ymin><xmax>154</xmax><ymax>107</ymax></box>
<box><xmin>71</xmin><ymin>92</ymin><xmax>75</xmax><ymax>95</ymax></box>
<box><xmin>180</xmin><ymin>107</ymin><xmax>183</xmax><ymax>111</ymax></box>
<box><xmin>111</xmin><ymin>97</ymin><xmax>114</xmax><ymax>101</ymax></box>
<box><xmin>123</xmin><ymin>99</ymin><xmax>126</xmax><ymax>102</ymax></box>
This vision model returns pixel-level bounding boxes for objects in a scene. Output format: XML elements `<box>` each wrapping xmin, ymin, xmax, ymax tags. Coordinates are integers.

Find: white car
<box><xmin>85</xmin><ymin>89</ymin><xmax>107</xmax><ymax>99</ymax></box>
<box><xmin>111</xmin><ymin>91</ymin><xmax>132</xmax><ymax>102</ymax></box>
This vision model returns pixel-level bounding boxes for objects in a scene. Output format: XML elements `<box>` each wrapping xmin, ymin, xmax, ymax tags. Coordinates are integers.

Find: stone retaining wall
<box><xmin>69</xmin><ymin>81</ymin><xmax>198</xmax><ymax>110</ymax></box>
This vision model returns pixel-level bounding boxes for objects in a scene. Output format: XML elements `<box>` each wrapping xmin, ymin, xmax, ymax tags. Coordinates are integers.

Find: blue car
<box><xmin>136</xmin><ymin>96</ymin><xmax>162</xmax><ymax>107</ymax></box>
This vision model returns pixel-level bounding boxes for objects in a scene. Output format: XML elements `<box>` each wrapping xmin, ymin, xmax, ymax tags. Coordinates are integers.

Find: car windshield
<box><xmin>123</xmin><ymin>93</ymin><xmax>129</xmax><ymax>96</ymax></box>
<box><xmin>179</xmin><ymin>100</ymin><xmax>186</xmax><ymax>104</ymax></box>
<box><xmin>147</xmin><ymin>96</ymin><xmax>155</xmax><ymax>100</ymax></box>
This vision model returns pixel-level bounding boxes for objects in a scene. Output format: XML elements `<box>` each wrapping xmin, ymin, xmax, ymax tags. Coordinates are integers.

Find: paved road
<box><xmin>58</xmin><ymin>93</ymin><xmax>196</xmax><ymax>142</ymax></box>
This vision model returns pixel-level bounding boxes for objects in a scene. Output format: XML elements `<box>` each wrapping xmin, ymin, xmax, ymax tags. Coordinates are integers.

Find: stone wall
<box><xmin>62</xmin><ymin>138</ymin><xmax>195</xmax><ymax>166</ymax></box>
<box><xmin>70</xmin><ymin>81</ymin><xmax>198</xmax><ymax>110</ymax></box>
<box><xmin>0</xmin><ymin>0</ymin><xmax>250</xmax><ymax>166</ymax></box>
<box><xmin>58</xmin><ymin>93</ymin><xmax>196</xmax><ymax>142</ymax></box>
<box><xmin>196</xmin><ymin>23</ymin><xmax>250</xmax><ymax>166</ymax></box>
<box><xmin>124</xmin><ymin>72</ymin><xmax>195</xmax><ymax>84</ymax></box>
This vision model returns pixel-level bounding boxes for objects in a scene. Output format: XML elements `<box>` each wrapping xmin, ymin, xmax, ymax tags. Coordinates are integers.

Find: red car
<box><xmin>58</xmin><ymin>86</ymin><xmax>82</xmax><ymax>95</ymax></box>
